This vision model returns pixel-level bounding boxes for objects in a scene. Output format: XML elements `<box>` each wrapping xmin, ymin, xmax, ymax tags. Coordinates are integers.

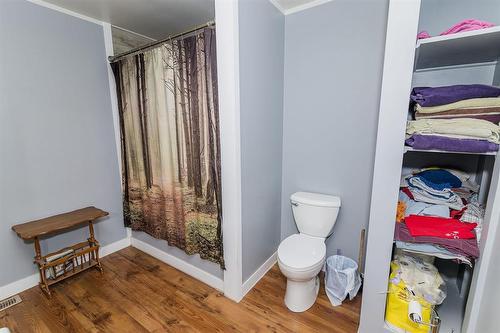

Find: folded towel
<box><xmin>407</xmin><ymin>118</ymin><xmax>500</xmax><ymax>143</ymax></box>
<box><xmin>407</xmin><ymin>176</ymin><xmax>465</xmax><ymax>210</ymax></box>
<box><xmin>411</xmin><ymin>85</ymin><xmax>500</xmax><ymax>107</ymax></box>
<box><xmin>416</xmin><ymin>97</ymin><xmax>500</xmax><ymax>114</ymax></box>
<box><xmin>417</xmin><ymin>167</ymin><xmax>480</xmax><ymax>193</ymax></box>
<box><xmin>399</xmin><ymin>190</ymin><xmax>450</xmax><ymax>218</ymax></box>
<box><xmin>408</xmin><ymin>176</ymin><xmax>456</xmax><ymax>199</ymax></box>
<box><xmin>415</xmin><ymin>106</ymin><xmax>500</xmax><ymax>124</ymax></box>
<box><xmin>415</xmin><ymin>106</ymin><xmax>500</xmax><ymax>118</ymax></box>
<box><xmin>394</xmin><ymin>222</ymin><xmax>479</xmax><ymax>258</ymax></box>
<box><xmin>405</xmin><ymin>134</ymin><xmax>499</xmax><ymax>153</ymax></box>
<box><xmin>416</xmin><ymin>169</ymin><xmax>462</xmax><ymax>190</ymax></box>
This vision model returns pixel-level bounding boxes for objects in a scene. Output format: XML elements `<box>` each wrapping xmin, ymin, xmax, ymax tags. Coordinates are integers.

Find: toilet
<box><xmin>278</xmin><ymin>191</ymin><xmax>341</xmax><ymax>312</ymax></box>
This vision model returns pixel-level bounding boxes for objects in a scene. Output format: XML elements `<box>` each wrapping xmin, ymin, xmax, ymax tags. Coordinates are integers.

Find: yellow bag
<box><xmin>385</xmin><ymin>262</ymin><xmax>433</xmax><ymax>333</ymax></box>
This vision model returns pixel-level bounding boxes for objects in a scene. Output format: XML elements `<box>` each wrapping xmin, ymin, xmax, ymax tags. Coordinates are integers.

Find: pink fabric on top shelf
<box><xmin>439</xmin><ymin>19</ymin><xmax>495</xmax><ymax>35</ymax></box>
<box><xmin>417</xmin><ymin>19</ymin><xmax>495</xmax><ymax>40</ymax></box>
<box><xmin>417</xmin><ymin>31</ymin><xmax>431</xmax><ymax>40</ymax></box>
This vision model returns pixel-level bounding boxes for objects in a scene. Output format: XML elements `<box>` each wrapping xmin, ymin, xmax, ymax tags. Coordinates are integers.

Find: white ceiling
<box><xmin>42</xmin><ymin>0</ymin><xmax>215</xmax><ymax>40</ymax></box>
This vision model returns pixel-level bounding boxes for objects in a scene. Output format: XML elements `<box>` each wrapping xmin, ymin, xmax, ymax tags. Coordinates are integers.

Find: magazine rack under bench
<box><xmin>12</xmin><ymin>207</ymin><xmax>109</xmax><ymax>298</ymax></box>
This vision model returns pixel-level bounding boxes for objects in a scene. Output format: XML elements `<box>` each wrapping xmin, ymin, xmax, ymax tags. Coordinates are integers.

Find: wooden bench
<box><xmin>12</xmin><ymin>207</ymin><xmax>109</xmax><ymax>297</ymax></box>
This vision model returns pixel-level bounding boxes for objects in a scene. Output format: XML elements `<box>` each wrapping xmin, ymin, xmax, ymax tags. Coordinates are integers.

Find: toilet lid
<box><xmin>278</xmin><ymin>234</ymin><xmax>326</xmax><ymax>269</ymax></box>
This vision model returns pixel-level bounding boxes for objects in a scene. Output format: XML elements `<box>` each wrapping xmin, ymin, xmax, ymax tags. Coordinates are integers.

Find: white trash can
<box><xmin>325</xmin><ymin>255</ymin><xmax>362</xmax><ymax>306</ymax></box>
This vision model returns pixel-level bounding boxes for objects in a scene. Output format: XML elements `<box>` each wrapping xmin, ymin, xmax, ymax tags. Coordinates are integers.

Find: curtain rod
<box><xmin>108</xmin><ymin>20</ymin><xmax>215</xmax><ymax>63</ymax></box>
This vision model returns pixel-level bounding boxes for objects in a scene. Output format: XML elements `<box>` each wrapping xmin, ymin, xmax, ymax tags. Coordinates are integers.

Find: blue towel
<box><xmin>415</xmin><ymin>169</ymin><xmax>462</xmax><ymax>191</ymax></box>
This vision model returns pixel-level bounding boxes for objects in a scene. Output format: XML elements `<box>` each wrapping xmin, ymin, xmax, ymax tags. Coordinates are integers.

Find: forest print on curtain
<box><xmin>111</xmin><ymin>27</ymin><xmax>224</xmax><ymax>267</ymax></box>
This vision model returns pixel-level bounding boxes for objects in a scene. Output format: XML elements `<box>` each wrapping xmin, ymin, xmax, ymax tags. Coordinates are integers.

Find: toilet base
<box><xmin>284</xmin><ymin>276</ymin><xmax>320</xmax><ymax>312</ymax></box>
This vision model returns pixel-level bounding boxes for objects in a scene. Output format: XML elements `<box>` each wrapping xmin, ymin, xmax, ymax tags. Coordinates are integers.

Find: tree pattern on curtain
<box><xmin>112</xmin><ymin>28</ymin><xmax>223</xmax><ymax>267</ymax></box>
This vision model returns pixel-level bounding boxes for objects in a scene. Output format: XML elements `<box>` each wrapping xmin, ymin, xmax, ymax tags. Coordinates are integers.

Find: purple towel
<box><xmin>394</xmin><ymin>222</ymin><xmax>479</xmax><ymax>258</ymax></box>
<box><xmin>411</xmin><ymin>85</ymin><xmax>500</xmax><ymax>107</ymax></box>
<box><xmin>405</xmin><ymin>134</ymin><xmax>499</xmax><ymax>153</ymax></box>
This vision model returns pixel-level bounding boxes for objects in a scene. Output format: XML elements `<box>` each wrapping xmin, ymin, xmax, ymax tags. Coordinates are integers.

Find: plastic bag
<box><xmin>324</xmin><ymin>255</ymin><xmax>361</xmax><ymax>306</ymax></box>
<box><xmin>392</xmin><ymin>254</ymin><xmax>447</xmax><ymax>305</ymax></box>
<box><xmin>385</xmin><ymin>260</ymin><xmax>435</xmax><ymax>333</ymax></box>
<box><xmin>385</xmin><ymin>279</ymin><xmax>433</xmax><ymax>333</ymax></box>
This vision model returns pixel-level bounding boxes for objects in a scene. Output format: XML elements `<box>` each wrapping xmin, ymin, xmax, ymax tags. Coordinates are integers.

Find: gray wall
<box><xmin>239</xmin><ymin>0</ymin><xmax>284</xmax><ymax>281</ymax></box>
<box><xmin>281</xmin><ymin>0</ymin><xmax>388</xmax><ymax>262</ymax></box>
<box><xmin>413</xmin><ymin>65</ymin><xmax>496</xmax><ymax>88</ymax></box>
<box><xmin>0</xmin><ymin>0</ymin><xmax>127</xmax><ymax>286</ymax></box>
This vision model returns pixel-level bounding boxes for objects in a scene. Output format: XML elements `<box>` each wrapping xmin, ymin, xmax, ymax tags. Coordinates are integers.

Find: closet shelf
<box><xmin>404</xmin><ymin>146</ymin><xmax>497</xmax><ymax>156</ymax></box>
<box><xmin>414</xmin><ymin>26</ymin><xmax>500</xmax><ymax>70</ymax></box>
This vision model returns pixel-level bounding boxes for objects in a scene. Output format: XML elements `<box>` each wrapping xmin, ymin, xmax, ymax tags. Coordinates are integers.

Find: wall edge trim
<box><xmin>25</xmin><ymin>0</ymin><xmax>103</xmax><ymax>26</ymax></box>
<box><xmin>283</xmin><ymin>0</ymin><xmax>333</xmax><ymax>15</ymax></box>
<box><xmin>215</xmin><ymin>0</ymin><xmax>244</xmax><ymax>302</ymax></box>
<box><xmin>111</xmin><ymin>25</ymin><xmax>156</xmax><ymax>42</ymax></box>
<box><xmin>268</xmin><ymin>0</ymin><xmax>286</xmax><ymax>15</ymax></box>
<box><xmin>241</xmin><ymin>251</ymin><xmax>278</xmax><ymax>299</ymax></box>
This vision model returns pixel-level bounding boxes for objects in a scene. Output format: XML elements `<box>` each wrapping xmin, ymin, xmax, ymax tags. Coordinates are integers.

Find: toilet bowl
<box><xmin>277</xmin><ymin>192</ymin><xmax>341</xmax><ymax>312</ymax></box>
<box><xmin>278</xmin><ymin>234</ymin><xmax>326</xmax><ymax>312</ymax></box>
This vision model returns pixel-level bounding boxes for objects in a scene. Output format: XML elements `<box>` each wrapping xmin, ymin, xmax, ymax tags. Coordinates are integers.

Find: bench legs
<box><xmin>34</xmin><ymin>237</ymin><xmax>52</xmax><ymax>298</ymax></box>
<box><xmin>88</xmin><ymin>221</ymin><xmax>103</xmax><ymax>274</ymax></box>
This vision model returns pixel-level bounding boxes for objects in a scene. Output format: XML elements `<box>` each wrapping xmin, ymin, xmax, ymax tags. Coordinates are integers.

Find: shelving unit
<box><xmin>398</xmin><ymin>22</ymin><xmax>500</xmax><ymax>333</ymax></box>
<box><xmin>360</xmin><ymin>2</ymin><xmax>500</xmax><ymax>333</ymax></box>
<box><xmin>380</xmin><ymin>4</ymin><xmax>500</xmax><ymax>333</ymax></box>
<box><xmin>404</xmin><ymin>146</ymin><xmax>498</xmax><ymax>156</ymax></box>
<box><xmin>415</xmin><ymin>26</ymin><xmax>500</xmax><ymax>70</ymax></box>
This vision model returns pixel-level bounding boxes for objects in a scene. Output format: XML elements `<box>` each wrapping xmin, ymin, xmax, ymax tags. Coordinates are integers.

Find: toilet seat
<box><xmin>278</xmin><ymin>234</ymin><xmax>326</xmax><ymax>271</ymax></box>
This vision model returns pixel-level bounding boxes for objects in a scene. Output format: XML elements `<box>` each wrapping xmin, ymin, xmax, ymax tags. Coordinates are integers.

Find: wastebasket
<box><xmin>325</xmin><ymin>255</ymin><xmax>361</xmax><ymax>306</ymax></box>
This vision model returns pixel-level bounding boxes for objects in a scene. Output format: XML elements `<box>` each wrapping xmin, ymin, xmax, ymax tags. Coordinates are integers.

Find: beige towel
<box><xmin>415</xmin><ymin>97</ymin><xmax>500</xmax><ymax>114</ymax></box>
<box><xmin>407</xmin><ymin>118</ymin><xmax>500</xmax><ymax>144</ymax></box>
<box><xmin>415</xmin><ymin>106</ymin><xmax>500</xmax><ymax>119</ymax></box>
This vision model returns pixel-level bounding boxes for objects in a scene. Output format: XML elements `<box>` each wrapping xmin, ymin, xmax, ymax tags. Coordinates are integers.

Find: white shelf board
<box><xmin>415</xmin><ymin>26</ymin><xmax>500</xmax><ymax>70</ymax></box>
<box><xmin>404</xmin><ymin>146</ymin><xmax>497</xmax><ymax>156</ymax></box>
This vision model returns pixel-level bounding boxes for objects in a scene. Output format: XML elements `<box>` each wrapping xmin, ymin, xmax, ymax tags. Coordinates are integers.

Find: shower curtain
<box><xmin>111</xmin><ymin>27</ymin><xmax>224</xmax><ymax>267</ymax></box>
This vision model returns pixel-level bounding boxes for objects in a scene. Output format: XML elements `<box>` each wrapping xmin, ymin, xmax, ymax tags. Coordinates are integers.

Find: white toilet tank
<box><xmin>291</xmin><ymin>192</ymin><xmax>341</xmax><ymax>238</ymax></box>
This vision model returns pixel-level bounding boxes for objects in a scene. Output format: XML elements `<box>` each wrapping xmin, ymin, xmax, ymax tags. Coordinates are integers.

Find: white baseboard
<box><xmin>0</xmin><ymin>273</ymin><xmax>39</xmax><ymax>302</ymax></box>
<box><xmin>0</xmin><ymin>236</ymin><xmax>131</xmax><ymax>301</ymax></box>
<box><xmin>130</xmin><ymin>237</ymin><xmax>224</xmax><ymax>292</ymax></box>
<box><xmin>242</xmin><ymin>251</ymin><xmax>277</xmax><ymax>298</ymax></box>
<box><xmin>100</xmin><ymin>235</ymin><xmax>131</xmax><ymax>257</ymax></box>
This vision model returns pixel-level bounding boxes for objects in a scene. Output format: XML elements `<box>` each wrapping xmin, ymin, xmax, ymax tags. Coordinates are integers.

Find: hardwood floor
<box><xmin>0</xmin><ymin>247</ymin><xmax>361</xmax><ymax>332</ymax></box>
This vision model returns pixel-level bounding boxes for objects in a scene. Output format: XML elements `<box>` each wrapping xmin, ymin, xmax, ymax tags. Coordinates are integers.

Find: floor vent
<box><xmin>0</xmin><ymin>295</ymin><xmax>22</xmax><ymax>311</ymax></box>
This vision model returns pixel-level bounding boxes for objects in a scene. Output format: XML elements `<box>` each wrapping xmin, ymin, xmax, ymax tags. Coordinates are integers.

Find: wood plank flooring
<box><xmin>0</xmin><ymin>247</ymin><xmax>361</xmax><ymax>332</ymax></box>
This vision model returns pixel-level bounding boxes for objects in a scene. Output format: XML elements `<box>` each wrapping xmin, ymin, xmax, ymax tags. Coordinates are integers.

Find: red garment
<box><xmin>401</xmin><ymin>187</ymin><xmax>414</xmax><ymax>200</ymax></box>
<box><xmin>450</xmin><ymin>207</ymin><xmax>466</xmax><ymax>219</ymax></box>
<box><xmin>405</xmin><ymin>215</ymin><xmax>477</xmax><ymax>239</ymax></box>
